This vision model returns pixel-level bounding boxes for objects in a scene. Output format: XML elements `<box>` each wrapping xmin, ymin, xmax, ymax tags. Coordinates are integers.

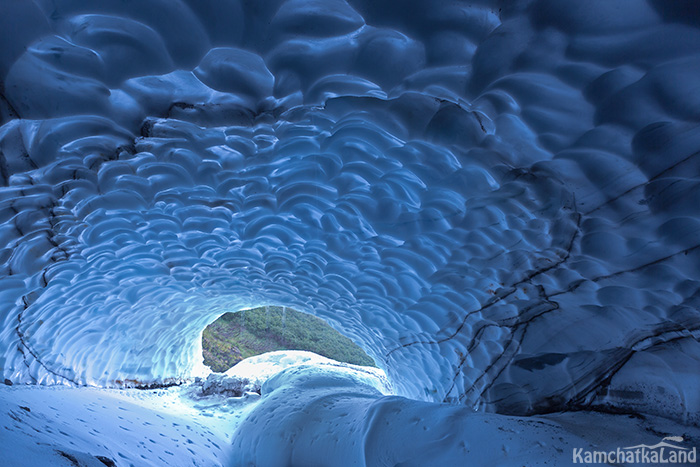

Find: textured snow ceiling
<box><xmin>1</xmin><ymin>0</ymin><xmax>699</xmax><ymax>424</ymax></box>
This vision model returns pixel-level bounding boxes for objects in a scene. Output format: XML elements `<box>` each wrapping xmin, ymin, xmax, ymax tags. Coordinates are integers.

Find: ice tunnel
<box><xmin>1</xmin><ymin>0</ymin><xmax>700</xmax><ymax>464</ymax></box>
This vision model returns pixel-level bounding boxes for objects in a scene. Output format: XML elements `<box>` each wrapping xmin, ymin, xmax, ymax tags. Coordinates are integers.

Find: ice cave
<box><xmin>1</xmin><ymin>0</ymin><xmax>700</xmax><ymax>465</ymax></box>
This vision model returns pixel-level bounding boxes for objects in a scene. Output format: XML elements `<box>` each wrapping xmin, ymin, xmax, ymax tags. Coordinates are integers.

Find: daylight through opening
<box><xmin>201</xmin><ymin>306</ymin><xmax>377</xmax><ymax>374</ymax></box>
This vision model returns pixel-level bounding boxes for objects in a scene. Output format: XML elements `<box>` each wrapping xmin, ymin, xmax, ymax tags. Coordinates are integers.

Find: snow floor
<box><xmin>0</xmin><ymin>382</ymin><xmax>258</xmax><ymax>466</ymax></box>
<box><xmin>1</xmin><ymin>351</ymin><xmax>699</xmax><ymax>466</ymax></box>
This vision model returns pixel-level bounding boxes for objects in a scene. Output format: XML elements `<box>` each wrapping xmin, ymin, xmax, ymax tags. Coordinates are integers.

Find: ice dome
<box><xmin>1</xmin><ymin>0</ymin><xmax>700</xmax><ymax>464</ymax></box>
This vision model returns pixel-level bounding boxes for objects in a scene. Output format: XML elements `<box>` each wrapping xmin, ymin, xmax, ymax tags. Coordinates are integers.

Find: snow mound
<box><xmin>199</xmin><ymin>350</ymin><xmax>391</xmax><ymax>398</ymax></box>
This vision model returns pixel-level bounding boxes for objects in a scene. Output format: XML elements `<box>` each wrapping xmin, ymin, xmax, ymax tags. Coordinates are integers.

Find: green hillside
<box><xmin>202</xmin><ymin>306</ymin><xmax>376</xmax><ymax>372</ymax></box>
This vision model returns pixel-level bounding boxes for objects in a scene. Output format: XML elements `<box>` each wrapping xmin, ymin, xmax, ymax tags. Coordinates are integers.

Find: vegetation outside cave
<box><xmin>202</xmin><ymin>306</ymin><xmax>376</xmax><ymax>372</ymax></box>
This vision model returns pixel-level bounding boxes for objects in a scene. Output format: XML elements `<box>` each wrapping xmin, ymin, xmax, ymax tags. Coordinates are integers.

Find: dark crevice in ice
<box><xmin>56</xmin><ymin>451</ymin><xmax>81</xmax><ymax>467</ymax></box>
<box><xmin>387</xmin><ymin>208</ymin><xmax>582</xmax><ymax>361</ymax></box>
<box><xmin>563</xmin><ymin>332</ymin><xmax>700</xmax><ymax>415</ymax></box>
<box><xmin>0</xmin><ymin>150</ymin><xmax>9</xmax><ymax>187</ymax></box>
<box><xmin>583</xmin><ymin>149</ymin><xmax>700</xmax><ymax>216</ymax></box>
<box><xmin>13</xmin><ymin>197</ymin><xmax>77</xmax><ymax>385</ymax></box>
<box><xmin>0</xmin><ymin>85</ymin><xmax>20</xmax><ymax>124</ymax></box>
<box><xmin>548</xmin><ymin>242</ymin><xmax>700</xmax><ymax>300</ymax></box>
<box><xmin>447</xmin><ymin>241</ymin><xmax>700</xmax><ymax>408</ymax></box>
<box><xmin>17</xmin><ymin>294</ymin><xmax>78</xmax><ymax>385</ymax></box>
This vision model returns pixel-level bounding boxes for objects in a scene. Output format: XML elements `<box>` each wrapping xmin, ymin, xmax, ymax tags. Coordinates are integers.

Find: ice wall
<box><xmin>1</xmin><ymin>0</ymin><xmax>699</xmax><ymax>424</ymax></box>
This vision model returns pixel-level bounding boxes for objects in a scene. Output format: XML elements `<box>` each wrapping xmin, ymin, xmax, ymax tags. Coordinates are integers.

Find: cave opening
<box><xmin>200</xmin><ymin>305</ymin><xmax>378</xmax><ymax>374</ymax></box>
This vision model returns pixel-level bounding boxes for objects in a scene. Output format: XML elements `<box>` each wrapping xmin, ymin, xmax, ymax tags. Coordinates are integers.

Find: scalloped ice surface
<box><xmin>1</xmin><ymin>0</ymin><xmax>699</xmax><ymax>426</ymax></box>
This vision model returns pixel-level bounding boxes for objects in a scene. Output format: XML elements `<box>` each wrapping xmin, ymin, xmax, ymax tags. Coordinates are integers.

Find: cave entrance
<box><xmin>201</xmin><ymin>306</ymin><xmax>377</xmax><ymax>373</ymax></box>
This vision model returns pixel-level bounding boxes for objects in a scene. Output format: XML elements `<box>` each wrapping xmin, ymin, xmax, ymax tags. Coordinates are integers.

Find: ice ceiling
<box><xmin>1</xmin><ymin>0</ymin><xmax>699</xmax><ymax>425</ymax></box>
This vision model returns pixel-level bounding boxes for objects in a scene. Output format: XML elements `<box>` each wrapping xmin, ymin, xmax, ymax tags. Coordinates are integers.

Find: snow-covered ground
<box><xmin>0</xmin><ymin>382</ymin><xmax>243</xmax><ymax>466</ymax></box>
<box><xmin>0</xmin><ymin>351</ymin><xmax>387</xmax><ymax>466</ymax></box>
<box><xmin>2</xmin><ymin>351</ymin><xmax>699</xmax><ymax>466</ymax></box>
